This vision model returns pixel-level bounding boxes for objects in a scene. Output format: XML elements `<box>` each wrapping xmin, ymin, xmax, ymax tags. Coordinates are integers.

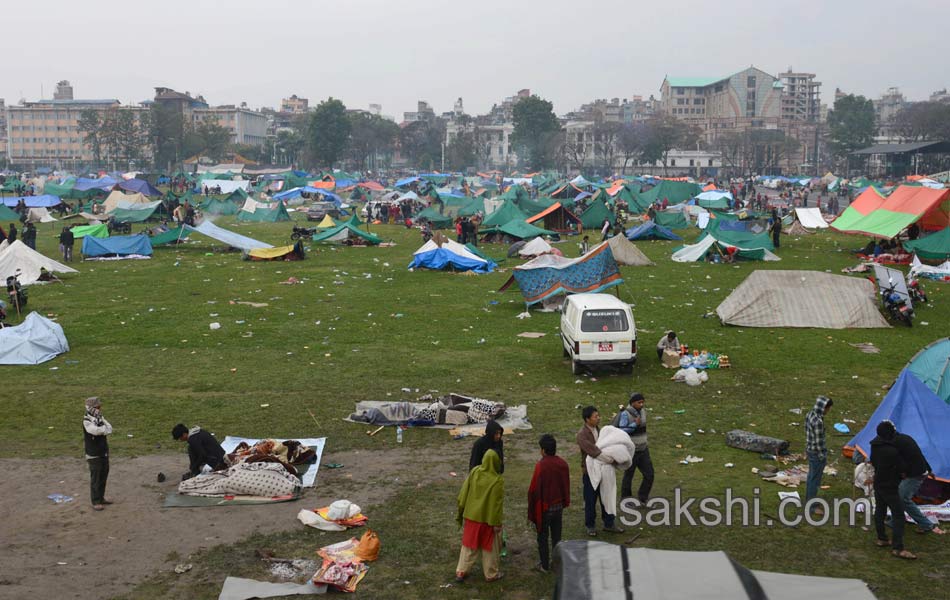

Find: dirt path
<box><xmin>0</xmin><ymin>447</ymin><xmax>465</xmax><ymax>600</ymax></box>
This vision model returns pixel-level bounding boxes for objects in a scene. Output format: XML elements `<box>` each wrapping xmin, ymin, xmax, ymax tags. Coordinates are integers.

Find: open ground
<box><xmin>1</xmin><ymin>208</ymin><xmax>947</xmax><ymax>599</ymax></box>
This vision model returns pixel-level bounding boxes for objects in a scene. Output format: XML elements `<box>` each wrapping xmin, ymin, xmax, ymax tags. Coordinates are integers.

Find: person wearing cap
<box><xmin>82</xmin><ymin>397</ymin><xmax>113</xmax><ymax>511</ymax></box>
<box><xmin>172</xmin><ymin>424</ymin><xmax>226</xmax><ymax>481</ymax></box>
<box><xmin>615</xmin><ymin>393</ymin><xmax>654</xmax><ymax>504</ymax></box>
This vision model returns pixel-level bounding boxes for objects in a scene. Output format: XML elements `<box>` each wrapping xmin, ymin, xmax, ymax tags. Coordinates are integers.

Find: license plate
<box><xmin>598</xmin><ymin>343</ymin><xmax>613</xmax><ymax>352</ymax></box>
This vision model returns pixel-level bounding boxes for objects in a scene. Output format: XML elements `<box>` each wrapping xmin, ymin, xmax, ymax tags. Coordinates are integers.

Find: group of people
<box><xmin>454</xmin><ymin>216</ymin><xmax>481</xmax><ymax>245</ymax></box>
<box><xmin>0</xmin><ymin>222</ymin><xmax>37</xmax><ymax>249</ymax></box>
<box><xmin>454</xmin><ymin>394</ymin><xmax>654</xmax><ymax>582</ymax></box>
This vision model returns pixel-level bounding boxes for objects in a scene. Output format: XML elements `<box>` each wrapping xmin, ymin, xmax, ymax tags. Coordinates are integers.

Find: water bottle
<box><xmin>396</xmin><ymin>427</ymin><xmax>403</xmax><ymax>443</ymax></box>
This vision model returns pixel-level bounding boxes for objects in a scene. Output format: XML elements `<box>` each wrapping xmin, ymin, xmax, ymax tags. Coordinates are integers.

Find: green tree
<box><xmin>309</xmin><ymin>98</ymin><xmax>351</xmax><ymax>168</ymax></box>
<box><xmin>511</xmin><ymin>95</ymin><xmax>562</xmax><ymax>170</ymax></box>
<box><xmin>827</xmin><ymin>95</ymin><xmax>876</xmax><ymax>167</ymax></box>
<box><xmin>640</xmin><ymin>115</ymin><xmax>689</xmax><ymax>174</ymax></box>
<box><xmin>399</xmin><ymin>119</ymin><xmax>445</xmax><ymax>169</ymax></box>
<box><xmin>445</xmin><ymin>129</ymin><xmax>476</xmax><ymax>172</ymax></box>
<box><xmin>149</xmin><ymin>103</ymin><xmax>185</xmax><ymax>171</ymax></box>
<box><xmin>77</xmin><ymin>109</ymin><xmax>103</xmax><ymax>166</ymax></box>
<box><xmin>347</xmin><ymin>112</ymin><xmax>400</xmax><ymax>170</ymax></box>
<box><xmin>195</xmin><ymin>118</ymin><xmax>233</xmax><ymax>162</ymax></box>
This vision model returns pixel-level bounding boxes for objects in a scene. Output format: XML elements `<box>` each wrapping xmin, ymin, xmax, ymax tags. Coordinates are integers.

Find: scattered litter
<box><xmin>233</xmin><ymin>301</ymin><xmax>268</xmax><ymax>308</ymax></box>
<box><xmin>833</xmin><ymin>423</ymin><xmax>851</xmax><ymax>434</ymax></box>
<box><xmin>778</xmin><ymin>491</ymin><xmax>801</xmax><ymax>503</ymax></box>
<box><xmin>724</xmin><ymin>463</ymin><xmax>735</xmax><ymax>468</ymax></box>
<box><xmin>48</xmin><ymin>494</ymin><xmax>73</xmax><ymax>504</ymax></box>
<box><xmin>517</xmin><ymin>332</ymin><xmax>546</xmax><ymax>338</ymax></box>
<box><xmin>849</xmin><ymin>342</ymin><xmax>880</xmax><ymax>354</ymax></box>
<box><xmin>789</xmin><ymin>408</ymin><xmax>802</xmax><ymax>415</ymax></box>
<box><xmin>680</xmin><ymin>455</ymin><xmax>704</xmax><ymax>464</ymax></box>
<box><xmin>683</xmin><ymin>432</ymin><xmax>692</xmax><ymax>437</ymax></box>
<box><xmin>174</xmin><ymin>563</ymin><xmax>193</xmax><ymax>574</ymax></box>
<box><xmin>209</xmin><ymin>322</ymin><xmax>221</xmax><ymax>330</ymax></box>
<box><xmin>673</xmin><ymin>409</ymin><xmax>686</xmax><ymax>415</ymax></box>
<box><xmin>515</xmin><ymin>311</ymin><xmax>531</xmax><ymax>319</ymax></box>
<box><xmin>843</xmin><ymin>418</ymin><xmax>856</xmax><ymax>424</ymax></box>
<box><xmin>324</xmin><ymin>463</ymin><xmax>344</xmax><ymax>469</ymax></box>
<box><xmin>260</xmin><ymin>404</ymin><xmax>270</xmax><ymax>408</ymax></box>
<box><xmin>921</xmin><ymin>321</ymin><xmax>929</xmax><ymax>326</ymax></box>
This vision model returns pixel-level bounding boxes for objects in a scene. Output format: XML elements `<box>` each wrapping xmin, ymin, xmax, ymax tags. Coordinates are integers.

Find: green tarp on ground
<box><xmin>311</xmin><ymin>222</ymin><xmax>382</xmax><ymax>245</ymax></box>
<box><xmin>70</xmin><ymin>223</ymin><xmax>109</xmax><ymax>239</ymax></box>
<box><xmin>905</xmin><ymin>227</ymin><xmax>950</xmax><ymax>260</ymax></box>
<box><xmin>149</xmin><ymin>227</ymin><xmax>189</xmax><ymax>246</ymax></box>
<box><xmin>482</xmin><ymin>199</ymin><xmax>531</xmax><ymax>228</ymax></box>
<box><xmin>653</xmin><ymin>211</ymin><xmax>690</xmax><ymax>230</ymax></box>
<box><xmin>580</xmin><ymin>198</ymin><xmax>615</xmax><ymax>229</ymax></box>
<box><xmin>633</xmin><ymin>180</ymin><xmax>703</xmax><ymax>212</ymax></box>
<box><xmin>236</xmin><ymin>201</ymin><xmax>291</xmax><ymax>223</ymax></box>
<box><xmin>200</xmin><ymin>198</ymin><xmax>240</xmax><ymax>216</ymax></box>
<box><xmin>415</xmin><ymin>206</ymin><xmax>454</xmax><ymax>229</ymax></box>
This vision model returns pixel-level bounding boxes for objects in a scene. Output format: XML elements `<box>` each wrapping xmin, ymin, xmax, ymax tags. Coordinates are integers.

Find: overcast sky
<box><xmin>6</xmin><ymin>0</ymin><xmax>947</xmax><ymax>119</ymax></box>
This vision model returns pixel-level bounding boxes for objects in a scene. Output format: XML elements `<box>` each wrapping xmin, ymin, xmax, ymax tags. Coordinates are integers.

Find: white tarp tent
<box><xmin>0</xmin><ymin>240</ymin><xmax>77</xmax><ymax>285</ymax></box>
<box><xmin>0</xmin><ymin>312</ymin><xmax>69</xmax><ymax>365</ymax></box>
<box><xmin>795</xmin><ymin>207</ymin><xmax>829</xmax><ymax>229</ymax></box>
<box><xmin>26</xmin><ymin>208</ymin><xmax>57</xmax><ymax>223</ymax></box>
<box><xmin>716</xmin><ymin>270</ymin><xmax>889</xmax><ymax>328</ymax></box>
<box><xmin>911</xmin><ymin>255</ymin><xmax>950</xmax><ymax>279</ymax></box>
<box><xmin>672</xmin><ymin>235</ymin><xmax>781</xmax><ymax>263</ymax></box>
<box><xmin>598</xmin><ymin>236</ymin><xmax>654</xmax><ymax>266</ymax></box>
<box><xmin>518</xmin><ymin>237</ymin><xmax>553</xmax><ymax>257</ymax></box>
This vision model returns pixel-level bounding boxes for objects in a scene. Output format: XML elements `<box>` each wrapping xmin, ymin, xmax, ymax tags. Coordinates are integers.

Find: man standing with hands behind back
<box><xmin>82</xmin><ymin>397</ymin><xmax>113</xmax><ymax>511</ymax></box>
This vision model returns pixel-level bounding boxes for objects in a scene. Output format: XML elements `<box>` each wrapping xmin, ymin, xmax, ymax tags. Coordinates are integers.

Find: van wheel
<box><xmin>622</xmin><ymin>362</ymin><xmax>634</xmax><ymax>374</ymax></box>
<box><xmin>571</xmin><ymin>359</ymin><xmax>583</xmax><ymax>375</ymax></box>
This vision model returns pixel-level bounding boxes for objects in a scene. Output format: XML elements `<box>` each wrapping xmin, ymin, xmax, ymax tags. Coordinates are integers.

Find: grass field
<box><xmin>6</xmin><ymin>209</ymin><xmax>949</xmax><ymax>599</ymax></box>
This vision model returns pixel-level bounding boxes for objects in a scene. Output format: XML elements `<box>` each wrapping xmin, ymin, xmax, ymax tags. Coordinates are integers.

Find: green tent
<box><xmin>654</xmin><ymin>211</ymin><xmax>690</xmax><ymax>230</ymax></box>
<box><xmin>480</xmin><ymin>219</ymin><xmax>555</xmax><ymax>240</ymax></box>
<box><xmin>633</xmin><ymin>180</ymin><xmax>703</xmax><ymax>211</ymax></box>
<box><xmin>458</xmin><ymin>197</ymin><xmax>486</xmax><ymax>217</ymax></box>
<box><xmin>201</xmin><ymin>198</ymin><xmax>240</xmax><ymax>216</ymax></box>
<box><xmin>518</xmin><ymin>195</ymin><xmax>559</xmax><ymax>215</ymax></box>
<box><xmin>149</xmin><ymin>227</ymin><xmax>189</xmax><ymax>246</ymax></box>
<box><xmin>482</xmin><ymin>199</ymin><xmax>531</xmax><ymax>228</ymax></box>
<box><xmin>499</xmin><ymin>185</ymin><xmax>530</xmax><ymax>204</ymax></box>
<box><xmin>704</xmin><ymin>219</ymin><xmax>774</xmax><ymax>251</ymax></box>
<box><xmin>71</xmin><ymin>223</ymin><xmax>109</xmax><ymax>239</ymax></box>
<box><xmin>580</xmin><ymin>199</ymin><xmax>615</xmax><ymax>229</ymax></box>
<box><xmin>904</xmin><ymin>227</ymin><xmax>950</xmax><ymax>260</ymax></box>
<box><xmin>225</xmin><ymin>188</ymin><xmax>249</xmax><ymax>203</ymax></box>
<box><xmin>415</xmin><ymin>206</ymin><xmax>454</xmax><ymax>229</ymax></box>
<box><xmin>236</xmin><ymin>201</ymin><xmax>291</xmax><ymax>223</ymax></box>
<box><xmin>697</xmin><ymin>197</ymin><xmax>729</xmax><ymax>210</ymax></box>
<box><xmin>0</xmin><ymin>205</ymin><xmax>20</xmax><ymax>221</ymax></box>
<box><xmin>110</xmin><ymin>204</ymin><xmax>160</xmax><ymax>223</ymax></box>
<box><xmin>311</xmin><ymin>221</ymin><xmax>382</xmax><ymax>245</ymax></box>
<box><xmin>464</xmin><ymin>243</ymin><xmax>495</xmax><ymax>262</ymax></box>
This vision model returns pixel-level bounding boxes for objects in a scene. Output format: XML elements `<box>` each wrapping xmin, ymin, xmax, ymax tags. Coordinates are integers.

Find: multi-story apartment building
<box><xmin>930</xmin><ymin>89</ymin><xmax>950</xmax><ymax>104</ymax></box>
<box><xmin>280</xmin><ymin>95</ymin><xmax>309</xmax><ymax>114</ymax></box>
<box><xmin>402</xmin><ymin>101</ymin><xmax>436</xmax><ymax>124</ymax></box>
<box><xmin>7</xmin><ymin>82</ymin><xmax>149</xmax><ymax>170</ymax></box>
<box><xmin>780</xmin><ymin>69</ymin><xmax>821</xmax><ymax>123</ymax></box>
<box><xmin>193</xmin><ymin>104</ymin><xmax>268</xmax><ymax>146</ymax></box>
<box><xmin>873</xmin><ymin>87</ymin><xmax>908</xmax><ymax>137</ymax></box>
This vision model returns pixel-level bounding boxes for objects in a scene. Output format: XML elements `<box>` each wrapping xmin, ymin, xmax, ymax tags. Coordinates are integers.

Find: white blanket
<box><xmin>585</xmin><ymin>425</ymin><xmax>635</xmax><ymax>516</ymax></box>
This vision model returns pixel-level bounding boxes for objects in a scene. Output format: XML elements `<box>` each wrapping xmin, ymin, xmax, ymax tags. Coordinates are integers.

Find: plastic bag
<box><xmin>355</xmin><ymin>529</ymin><xmax>380</xmax><ymax>562</ymax></box>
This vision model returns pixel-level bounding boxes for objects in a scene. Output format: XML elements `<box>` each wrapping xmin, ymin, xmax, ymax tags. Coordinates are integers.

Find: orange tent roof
<box><xmin>357</xmin><ymin>181</ymin><xmax>385</xmax><ymax>191</ymax></box>
<box><xmin>526</xmin><ymin>202</ymin><xmax>582</xmax><ymax>225</ymax></box>
<box><xmin>703</xmin><ymin>183</ymin><xmax>717</xmax><ymax>192</ymax></box>
<box><xmin>308</xmin><ymin>181</ymin><xmax>336</xmax><ymax>190</ymax></box>
<box><xmin>881</xmin><ymin>185</ymin><xmax>950</xmax><ymax>231</ymax></box>
<box><xmin>848</xmin><ymin>186</ymin><xmax>886</xmax><ymax>216</ymax></box>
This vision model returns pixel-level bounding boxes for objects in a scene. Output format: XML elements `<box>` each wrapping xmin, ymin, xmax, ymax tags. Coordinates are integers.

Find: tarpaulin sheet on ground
<box><xmin>311</xmin><ymin>222</ymin><xmax>381</xmax><ymax>245</ymax></box>
<box><xmin>82</xmin><ymin>233</ymin><xmax>153</xmax><ymax>257</ymax></box>
<box><xmin>184</xmin><ymin>221</ymin><xmax>273</xmax><ymax>252</ymax></box>
<box><xmin>26</xmin><ymin>208</ymin><xmax>57</xmax><ymax>223</ymax></box>
<box><xmin>0</xmin><ymin>240</ymin><xmax>77</xmax><ymax>285</ymax></box>
<box><xmin>500</xmin><ymin>242</ymin><xmax>622</xmax><ymax>306</ymax></box>
<box><xmin>118</xmin><ymin>178</ymin><xmax>162</xmax><ymax>197</ymax></box>
<box><xmin>716</xmin><ymin>270</ymin><xmax>888</xmax><ymax>328</ymax></box>
<box><xmin>0</xmin><ymin>312</ymin><xmax>69</xmax><ymax>365</ymax></box>
<box><xmin>597</xmin><ymin>236</ymin><xmax>653</xmax><ymax>266</ymax></box>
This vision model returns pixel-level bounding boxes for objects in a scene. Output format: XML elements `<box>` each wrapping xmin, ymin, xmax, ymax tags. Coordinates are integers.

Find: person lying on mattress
<box><xmin>172</xmin><ymin>424</ymin><xmax>226</xmax><ymax>481</ymax></box>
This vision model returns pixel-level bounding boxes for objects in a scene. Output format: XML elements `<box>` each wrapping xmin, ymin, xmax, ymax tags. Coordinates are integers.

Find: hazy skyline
<box><xmin>6</xmin><ymin>0</ymin><xmax>947</xmax><ymax>119</ymax></box>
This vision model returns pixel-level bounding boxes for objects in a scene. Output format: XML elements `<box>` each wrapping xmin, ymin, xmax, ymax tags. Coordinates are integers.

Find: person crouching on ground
<box><xmin>83</xmin><ymin>397</ymin><xmax>113</xmax><ymax>511</ymax></box>
<box><xmin>871</xmin><ymin>420</ymin><xmax>917</xmax><ymax>559</ymax></box>
<box><xmin>172</xmin><ymin>424</ymin><xmax>226</xmax><ymax>481</ymax></box>
<box><xmin>455</xmin><ymin>449</ymin><xmax>505</xmax><ymax>583</ymax></box>
<box><xmin>656</xmin><ymin>330</ymin><xmax>680</xmax><ymax>360</ymax></box>
<box><xmin>528</xmin><ymin>434</ymin><xmax>570</xmax><ymax>573</ymax></box>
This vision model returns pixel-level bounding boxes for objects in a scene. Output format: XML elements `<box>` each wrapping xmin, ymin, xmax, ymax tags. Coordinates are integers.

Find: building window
<box><xmin>677</xmin><ymin>99</ymin><xmax>685</xmax><ymax>105</ymax></box>
<box><xmin>708</xmin><ymin>159</ymin><xmax>714</xmax><ymax>166</ymax></box>
<box><xmin>747</xmin><ymin>76</ymin><xmax>756</xmax><ymax>88</ymax></box>
<box><xmin>689</xmin><ymin>159</ymin><xmax>694</xmax><ymax>166</ymax></box>
<box><xmin>714</xmin><ymin>85</ymin><xmax>723</xmax><ymax>93</ymax></box>
<box><xmin>670</xmin><ymin>159</ymin><xmax>676</xmax><ymax>166</ymax></box>
<box><xmin>694</xmin><ymin>98</ymin><xmax>704</xmax><ymax>105</ymax></box>
<box><xmin>675</xmin><ymin>87</ymin><xmax>684</xmax><ymax>95</ymax></box>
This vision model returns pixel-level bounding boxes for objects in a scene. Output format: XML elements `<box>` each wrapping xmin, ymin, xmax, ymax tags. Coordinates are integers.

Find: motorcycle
<box><xmin>290</xmin><ymin>225</ymin><xmax>316</xmax><ymax>241</ymax></box>
<box><xmin>6</xmin><ymin>271</ymin><xmax>28</xmax><ymax>315</ymax></box>
<box><xmin>880</xmin><ymin>285</ymin><xmax>913</xmax><ymax>326</ymax></box>
<box><xmin>907</xmin><ymin>277</ymin><xmax>928</xmax><ymax>304</ymax></box>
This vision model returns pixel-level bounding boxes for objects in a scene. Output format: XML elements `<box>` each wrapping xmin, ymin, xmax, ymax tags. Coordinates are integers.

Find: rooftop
<box><xmin>665</xmin><ymin>76</ymin><xmax>725</xmax><ymax>88</ymax></box>
<box><xmin>21</xmin><ymin>98</ymin><xmax>120</xmax><ymax>106</ymax></box>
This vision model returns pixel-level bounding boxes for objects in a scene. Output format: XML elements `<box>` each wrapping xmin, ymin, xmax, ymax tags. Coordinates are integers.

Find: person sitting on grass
<box><xmin>172</xmin><ymin>424</ymin><xmax>226</xmax><ymax>481</ymax></box>
<box><xmin>455</xmin><ymin>449</ymin><xmax>505</xmax><ymax>583</ymax></box>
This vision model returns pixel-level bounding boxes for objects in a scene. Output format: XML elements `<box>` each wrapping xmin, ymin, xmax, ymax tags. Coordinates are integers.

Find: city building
<box><xmin>564</xmin><ymin>96</ymin><xmax>657</xmax><ymax>124</ymax></box>
<box><xmin>929</xmin><ymin>89</ymin><xmax>950</xmax><ymax>104</ymax></box>
<box><xmin>280</xmin><ymin>95</ymin><xmax>309</xmax><ymax>114</ymax></box>
<box><xmin>873</xmin><ymin>87</ymin><xmax>908</xmax><ymax>137</ymax></box>
<box><xmin>0</xmin><ymin>99</ymin><xmax>7</xmax><ymax>161</ymax></box>
<box><xmin>779</xmin><ymin>69</ymin><xmax>821</xmax><ymax>123</ymax></box>
<box><xmin>193</xmin><ymin>104</ymin><xmax>268</xmax><ymax>146</ymax></box>
<box><xmin>402</xmin><ymin>101</ymin><xmax>436</xmax><ymax>123</ymax></box>
<box><xmin>7</xmin><ymin>82</ymin><xmax>149</xmax><ymax>170</ymax></box>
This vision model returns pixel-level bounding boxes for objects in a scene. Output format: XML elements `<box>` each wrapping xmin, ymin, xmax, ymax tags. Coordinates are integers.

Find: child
<box><xmin>580</xmin><ymin>235</ymin><xmax>590</xmax><ymax>256</ymax></box>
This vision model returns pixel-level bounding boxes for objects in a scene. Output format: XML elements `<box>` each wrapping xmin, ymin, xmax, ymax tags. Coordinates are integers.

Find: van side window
<box><xmin>580</xmin><ymin>309</ymin><xmax>628</xmax><ymax>332</ymax></box>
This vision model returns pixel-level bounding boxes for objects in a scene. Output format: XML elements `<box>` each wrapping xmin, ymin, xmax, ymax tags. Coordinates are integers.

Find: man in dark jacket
<box><xmin>7</xmin><ymin>223</ymin><xmax>17</xmax><ymax>243</ymax></box>
<box><xmin>83</xmin><ymin>397</ymin><xmax>113</xmax><ymax>511</ymax></box>
<box><xmin>469</xmin><ymin>420</ymin><xmax>504</xmax><ymax>474</ymax></box>
<box><xmin>616</xmin><ymin>393</ymin><xmax>654</xmax><ymax>504</ymax></box>
<box><xmin>172</xmin><ymin>424</ymin><xmax>226</xmax><ymax>480</ymax></box>
<box><xmin>894</xmin><ymin>429</ymin><xmax>946</xmax><ymax>535</ymax></box>
<box><xmin>870</xmin><ymin>421</ymin><xmax>916</xmax><ymax>559</ymax></box>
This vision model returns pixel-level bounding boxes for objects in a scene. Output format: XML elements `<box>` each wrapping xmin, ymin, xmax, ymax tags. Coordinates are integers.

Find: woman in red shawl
<box><xmin>455</xmin><ymin>449</ymin><xmax>504</xmax><ymax>583</ymax></box>
<box><xmin>527</xmin><ymin>434</ymin><xmax>571</xmax><ymax>572</ymax></box>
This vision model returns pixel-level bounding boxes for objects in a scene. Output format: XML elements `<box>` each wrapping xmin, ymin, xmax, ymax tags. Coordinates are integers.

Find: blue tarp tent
<box><xmin>74</xmin><ymin>176</ymin><xmax>118</xmax><ymax>192</ymax></box>
<box><xmin>0</xmin><ymin>312</ymin><xmax>69</xmax><ymax>365</ymax></box>
<box><xmin>273</xmin><ymin>186</ymin><xmax>343</xmax><ymax>205</ymax></box>
<box><xmin>846</xmin><ymin>369</ymin><xmax>950</xmax><ymax>481</ymax></box>
<box><xmin>395</xmin><ymin>176</ymin><xmax>421</xmax><ymax>188</ymax></box>
<box><xmin>409</xmin><ymin>239</ymin><xmax>496</xmax><ymax>273</ymax></box>
<box><xmin>907</xmin><ymin>338</ymin><xmax>950</xmax><ymax>404</ymax></box>
<box><xmin>625</xmin><ymin>221</ymin><xmax>682</xmax><ymax>241</ymax></box>
<box><xmin>81</xmin><ymin>233</ymin><xmax>153</xmax><ymax>257</ymax></box>
<box><xmin>118</xmin><ymin>179</ymin><xmax>162</xmax><ymax>197</ymax></box>
<box><xmin>3</xmin><ymin>194</ymin><xmax>63</xmax><ymax>208</ymax></box>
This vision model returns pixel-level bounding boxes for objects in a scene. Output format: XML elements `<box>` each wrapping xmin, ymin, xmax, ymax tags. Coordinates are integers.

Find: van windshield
<box><xmin>580</xmin><ymin>309</ymin><xmax>628</xmax><ymax>332</ymax></box>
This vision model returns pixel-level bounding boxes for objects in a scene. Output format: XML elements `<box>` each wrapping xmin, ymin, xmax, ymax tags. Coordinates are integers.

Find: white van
<box><xmin>560</xmin><ymin>293</ymin><xmax>637</xmax><ymax>375</ymax></box>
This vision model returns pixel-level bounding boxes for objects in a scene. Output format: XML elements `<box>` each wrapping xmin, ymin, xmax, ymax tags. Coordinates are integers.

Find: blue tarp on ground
<box><xmin>81</xmin><ymin>233</ymin><xmax>153</xmax><ymax>257</ymax></box>
<box><xmin>184</xmin><ymin>221</ymin><xmax>273</xmax><ymax>252</ymax></box>
<box><xmin>409</xmin><ymin>241</ymin><xmax>496</xmax><ymax>273</ymax></box>
<box><xmin>907</xmin><ymin>338</ymin><xmax>950</xmax><ymax>404</ymax></box>
<box><xmin>501</xmin><ymin>243</ymin><xmax>623</xmax><ymax>306</ymax></box>
<box><xmin>625</xmin><ymin>221</ymin><xmax>682</xmax><ymax>241</ymax></box>
<box><xmin>2</xmin><ymin>194</ymin><xmax>63</xmax><ymax>208</ymax></box>
<box><xmin>0</xmin><ymin>312</ymin><xmax>69</xmax><ymax>365</ymax></box>
<box><xmin>118</xmin><ymin>179</ymin><xmax>162</xmax><ymax>197</ymax></box>
<box><xmin>846</xmin><ymin>369</ymin><xmax>950</xmax><ymax>481</ymax></box>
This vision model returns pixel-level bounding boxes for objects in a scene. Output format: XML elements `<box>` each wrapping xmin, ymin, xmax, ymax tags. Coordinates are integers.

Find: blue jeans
<box><xmin>805</xmin><ymin>452</ymin><xmax>826</xmax><ymax>506</ymax></box>
<box><xmin>582</xmin><ymin>473</ymin><xmax>614</xmax><ymax>530</ymax></box>
<box><xmin>899</xmin><ymin>477</ymin><xmax>935</xmax><ymax>531</ymax></box>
